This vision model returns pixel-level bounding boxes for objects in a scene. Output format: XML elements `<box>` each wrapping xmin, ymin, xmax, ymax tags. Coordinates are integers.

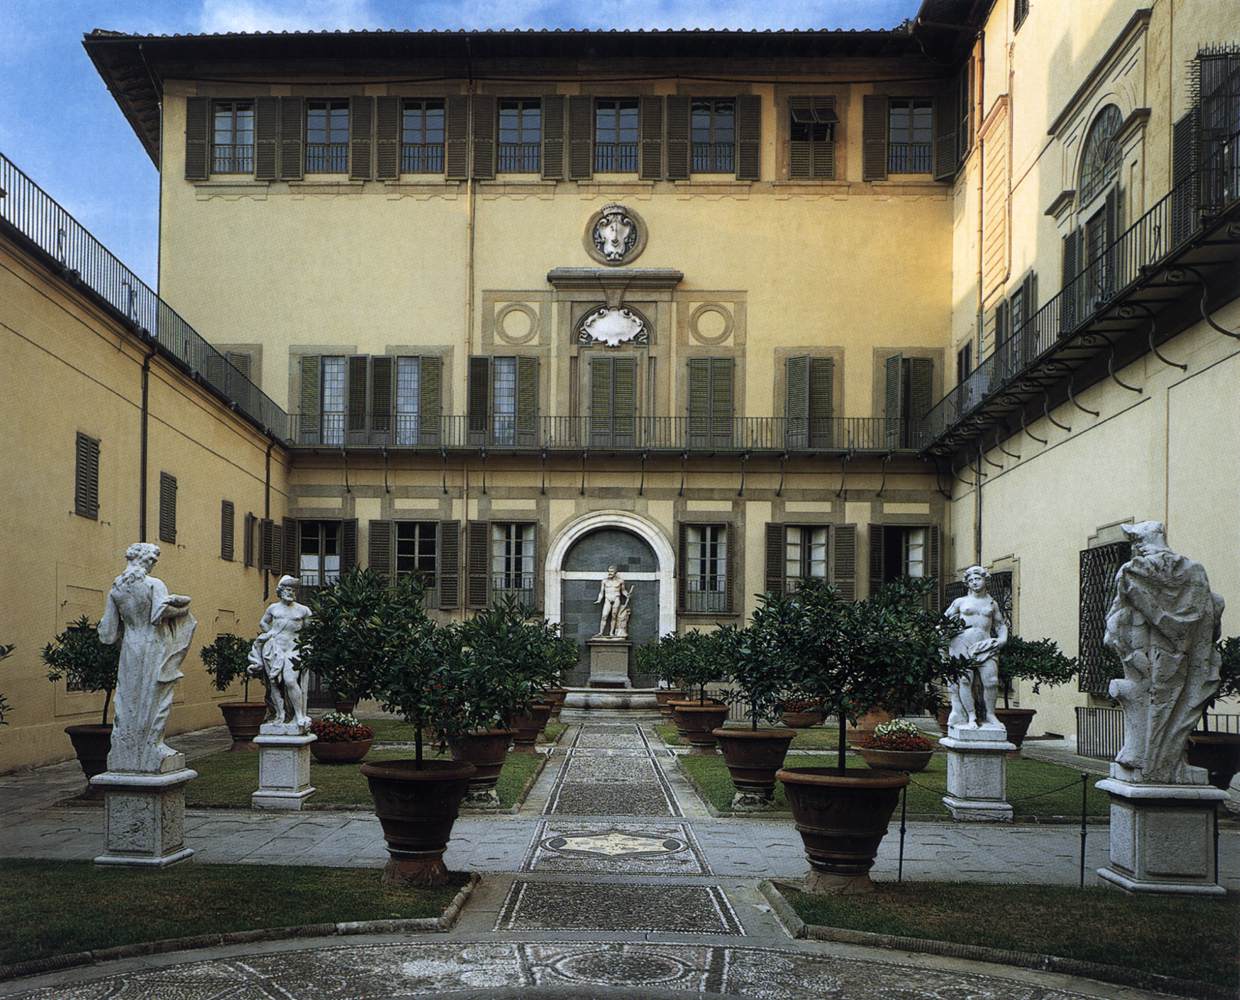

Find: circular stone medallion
<box><xmin>552</xmin><ymin>949</ymin><xmax>687</xmax><ymax>986</ymax></box>
<box><xmin>584</xmin><ymin>203</ymin><xmax>648</xmax><ymax>266</ymax></box>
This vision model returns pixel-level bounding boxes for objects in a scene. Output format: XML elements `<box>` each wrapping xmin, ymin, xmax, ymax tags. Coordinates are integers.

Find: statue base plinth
<box><xmin>587</xmin><ymin>638</ymin><xmax>632</xmax><ymax>689</ymax></box>
<box><xmin>91</xmin><ymin>767</ymin><xmax>198</xmax><ymax>867</ymax></box>
<box><xmin>1096</xmin><ymin>775</ymin><xmax>1227</xmax><ymax>896</ymax></box>
<box><xmin>252</xmin><ymin>733</ymin><xmax>316</xmax><ymax>811</ymax></box>
<box><xmin>941</xmin><ymin>726</ymin><xmax>1015</xmax><ymax>822</ymax></box>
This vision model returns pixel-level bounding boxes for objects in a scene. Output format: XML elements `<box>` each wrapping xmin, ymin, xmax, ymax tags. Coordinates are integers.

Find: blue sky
<box><xmin>1</xmin><ymin>0</ymin><xmax>919</xmax><ymax>287</ymax></box>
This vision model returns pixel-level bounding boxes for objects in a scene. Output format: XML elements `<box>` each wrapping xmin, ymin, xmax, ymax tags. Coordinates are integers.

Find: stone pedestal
<box><xmin>1097</xmin><ymin>766</ymin><xmax>1227</xmax><ymax>896</ymax></box>
<box><xmin>941</xmin><ymin>724</ymin><xmax>1015</xmax><ymax>822</ymax></box>
<box><xmin>587</xmin><ymin>638</ymin><xmax>632</xmax><ymax>689</ymax></box>
<box><xmin>252</xmin><ymin>732</ymin><xmax>316</xmax><ymax>810</ymax></box>
<box><xmin>91</xmin><ymin>757</ymin><xmax>197</xmax><ymax>867</ymax></box>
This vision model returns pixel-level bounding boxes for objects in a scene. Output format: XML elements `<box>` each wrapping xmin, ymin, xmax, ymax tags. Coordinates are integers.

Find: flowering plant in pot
<box><xmin>42</xmin><ymin>616</ymin><xmax>119</xmax><ymax>796</ymax></box>
<box><xmin>661</xmin><ymin>631</ymin><xmax>728</xmax><ymax>751</ymax></box>
<box><xmin>777</xmin><ymin>578</ymin><xmax>961</xmax><ymax>892</ymax></box>
<box><xmin>310</xmin><ymin>711</ymin><xmax>374</xmax><ymax>764</ymax></box>
<box><xmin>994</xmin><ymin>635</ymin><xmax>1078</xmax><ymax>750</ymax></box>
<box><xmin>852</xmin><ymin>719</ymin><xmax>935</xmax><ymax>773</ymax></box>
<box><xmin>1188</xmin><ymin>636</ymin><xmax>1240</xmax><ymax>790</ymax></box>
<box><xmin>300</xmin><ymin>568</ymin><xmax>394</xmax><ymax>716</ymax></box>
<box><xmin>201</xmin><ymin>633</ymin><xmax>266</xmax><ymax>751</ymax></box>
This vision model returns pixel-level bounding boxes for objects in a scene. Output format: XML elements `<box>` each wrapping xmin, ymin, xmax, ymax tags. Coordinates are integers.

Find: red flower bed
<box><xmin>310</xmin><ymin>715</ymin><xmax>374</xmax><ymax>743</ymax></box>
<box><xmin>856</xmin><ymin>731</ymin><xmax>934</xmax><ymax>752</ymax></box>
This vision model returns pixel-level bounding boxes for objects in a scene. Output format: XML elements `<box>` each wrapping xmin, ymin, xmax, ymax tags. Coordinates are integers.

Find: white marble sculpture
<box><xmin>944</xmin><ymin>565</ymin><xmax>1008</xmax><ymax>731</ymax></box>
<box><xmin>594</xmin><ymin>565</ymin><xmax>633</xmax><ymax>638</ymax></box>
<box><xmin>592</xmin><ymin>203</ymin><xmax>638</xmax><ymax>261</ymax></box>
<box><xmin>1104</xmin><ymin>521</ymin><xmax>1224</xmax><ymax>785</ymax></box>
<box><xmin>248</xmin><ymin>575</ymin><xmax>313</xmax><ymax>735</ymax></box>
<box><xmin>578</xmin><ymin>306</ymin><xmax>648</xmax><ymax>347</ymax></box>
<box><xmin>98</xmin><ymin>542</ymin><xmax>196</xmax><ymax>772</ymax></box>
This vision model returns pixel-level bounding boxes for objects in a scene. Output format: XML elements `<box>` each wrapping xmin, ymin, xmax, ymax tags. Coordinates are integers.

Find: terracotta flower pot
<box><xmin>360</xmin><ymin>758</ymin><xmax>477</xmax><ymax>887</ymax></box>
<box><xmin>781</xmin><ymin>707</ymin><xmax>826</xmax><ymax>729</ymax></box>
<box><xmin>509</xmin><ymin>703</ymin><xmax>552</xmax><ymax>752</ymax></box>
<box><xmin>655</xmin><ymin>688</ymin><xmax>686</xmax><ymax>718</ymax></box>
<box><xmin>777</xmin><ymin>766</ymin><xmax>908</xmax><ymax>889</ymax></box>
<box><xmin>994</xmin><ymin>707</ymin><xmax>1037</xmax><ymax>750</ymax></box>
<box><xmin>850</xmin><ymin>706</ymin><xmax>894</xmax><ymax>740</ymax></box>
<box><xmin>450</xmin><ymin>728</ymin><xmax>514</xmax><ymax>806</ymax></box>
<box><xmin>935</xmin><ymin>704</ymin><xmax>951</xmax><ymax>736</ymax></box>
<box><xmin>852</xmin><ymin>745</ymin><xmax>934</xmax><ymax>773</ymax></box>
<box><xmin>543</xmin><ymin>688</ymin><xmax>568</xmax><ymax>721</ymax></box>
<box><xmin>310</xmin><ymin>738</ymin><xmax>373</xmax><ymax>764</ymax></box>
<box><xmin>334</xmin><ymin>699</ymin><xmax>358</xmax><ymax>715</ymax></box>
<box><xmin>671</xmin><ymin>703</ymin><xmax>729</xmax><ymax>751</ymax></box>
<box><xmin>65</xmin><ymin>724</ymin><xmax>112</xmax><ymax>798</ymax></box>
<box><xmin>713</xmin><ymin>728</ymin><xmax>795</xmax><ymax>808</ymax></box>
<box><xmin>219</xmin><ymin>701</ymin><xmax>266</xmax><ymax>751</ymax></box>
<box><xmin>1188</xmin><ymin>731</ymin><xmax>1240</xmax><ymax>791</ymax></box>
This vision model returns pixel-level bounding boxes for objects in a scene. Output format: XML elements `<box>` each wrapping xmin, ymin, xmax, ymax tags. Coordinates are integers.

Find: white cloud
<box><xmin>198</xmin><ymin>0</ymin><xmax>382</xmax><ymax>33</ymax></box>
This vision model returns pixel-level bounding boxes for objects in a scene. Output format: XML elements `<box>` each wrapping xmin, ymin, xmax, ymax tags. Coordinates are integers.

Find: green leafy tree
<box><xmin>42</xmin><ymin>617</ymin><xmax>120</xmax><ymax>726</ymax></box>
<box><xmin>715</xmin><ymin>590</ymin><xmax>802</xmax><ymax>730</ymax></box>
<box><xmin>301</xmin><ymin>568</ymin><xmax>401</xmax><ymax>705</ymax></box>
<box><xmin>641</xmin><ymin>630</ymin><xmax>721</xmax><ymax>704</ymax></box>
<box><xmin>200</xmin><ymin>633</ymin><xmax>256</xmax><ymax>702</ymax></box>
<box><xmin>996</xmin><ymin>635</ymin><xmax>1078</xmax><ymax>709</ymax></box>
<box><xmin>1203</xmin><ymin>636</ymin><xmax>1240</xmax><ymax>731</ymax></box>
<box><xmin>0</xmin><ymin>644</ymin><xmax>13</xmax><ymax>726</ymax></box>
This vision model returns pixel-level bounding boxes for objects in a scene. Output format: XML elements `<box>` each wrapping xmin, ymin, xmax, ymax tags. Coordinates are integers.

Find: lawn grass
<box><xmin>366</xmin><ymin>718</ymin><xmax>567</xmax><ymax>745</ymax></box>
<box><xmin>782</xmin><ymin>880</ymin><xmax>1240</xmax><ymax>991</ymax></box>
<box><xmin>187</xmin><ymin>746</ymin><xmax>544</xmax><ymax>810</ymax></box>
<box><xmin>655</xmin><ymin>721</ymin><xmax>885</xmax><ymax>752</ymax></box>
<box><xmin>0</xmin><ymin>859</ymin><xmax>466</xmax><ymax>967</ymax></box>
<box><xmin>677</xmin><ymin>751</ymin><xmax>1108</xmax><ymax>819</ymax></box>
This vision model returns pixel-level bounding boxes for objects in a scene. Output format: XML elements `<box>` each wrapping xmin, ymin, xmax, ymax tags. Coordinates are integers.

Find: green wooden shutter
<box><xmin>278</xmin><ymin>96</ymin><xmax>304</xmax><ymax>181</ymax></box>
<box><xmin>471</xmin><ymin>94</ymin><xmax>497</xmax><ymax>180</ymax></box>
<box><xmin>725</xmin><ymin>522</ymin><xmax>737</xmax><ymax>613</ymax></box>
<box><xmin>710</xmin><ymin>358</ymin><xmax>733</xmax><ymax>446</ymax></box>
<box><xmin>159</xmin><ymin>472</ymin><xmax>177</xmax><ymax>544</ymax></box>
<box><xmin>832</xmin><ymin>524</ymin><xmax>857</xmax><ymax>601</ymax></box>
<box><xmin>789</xmin><ymin>97</ymin><xmax>812</xmax><ymax>179</ymax></box>
<box><xmin>868</xmin><ymin>523</ymin><xmax>886</xmax><ymax>597</ymax></box>
<box><xmin>808</xmin><ymin>357</ymin><xmax>834</xmax><ymax>447</ymax></box>
<box><xmin>420</xmin><ymin>355</ymin><xmax>442</xmax><ymax>445</ymax></box>
<box><xmin>341</xmin><ymin>518</ymin><xmax>358</xmax><ymax>572</ymax></box>
<box><xmin>1171</xmin><ymin>110</ymin><xmax>1200</xmax><ymax>247</ymax></box>
<box><xmin>677</xmin><ymin>522</ymin><xmax>688</xmax><ymax>611</ymax></box>
<box><xmin>908</xmin><ymin>358</ymin><xmax>933</xmax><ymax>421</ymax></box>
<box><xmin>863</xmin><ymin>94</ymin><xmax>889</xmax><ymax>181</ymax></box>
<box><xmin>244</xmin><ymin>512</ymin><xmax>256</xmax><ymax>567</ymax></box>
<box><xmin>270</xmin><ymin>522</ymin><xmax>284</xmax><ymax>576</ymax></box>
<box><xmin>516</xmin><ymin>356</ymin><xmax>539</xmax><ymax>447</ymax></box>
<box><xmin>1019</xmin><ymin>272</ymin><xmax>1038</xmax><ymax>365</ymax></box>
<box><xmin>439</xmin><ymin>520</ymin><xmax>461</xmax><ymax>609</ymax></box>
<box><xmin>368</xmin><ymin>520</ymin><xmax>393</xmax><ymax>580</ymax></box>
<box><xmin>1061</xmin><ymin>228</ymin><xmax>1082</xmax><ymax>332</ymax></box>
<box><xmin>185</xmin><ymin>96</ymin><xmax>211</xmax><ymax>180</ymax></box>
<box><xmin>994</xmin><ymin>299</ymin><xmax>1011</xmax><ymax>377</ymax></box>
<box><xmin>785</xmin><ymin>355</ymin><xmax>809</xmax><ymax>449</ymax></box>
<box><xmin>687</xmin><ymin>357</ymin><xmax>711</xmax><ymax>446</ymax></box>
<box><xmin>347</xmin><ymin>355</ymin><xmax>368</xmax><ymax>437</ymax></box>
<box><xmin>220</xmin><ymin>500</ymin><xmax>235</xmax><ymax>560</ymax></box>
<box><xmin>370</xmin><ymin>356</ymin><xmax>394</xmax><ymax>437</ymax></box>
<box><xmin>466</xmin><ymin>520</ymin><xmax>490</xmax><ymax>608</ymax></box>
<box><xmin>735</xmin><ymin>94</ymin><xmax>761</xmax><ymax>180</ymax></box>
<box><xmin>375</xmin><ymin>96</ymin><xmax>401</xmax><ymax>179</ymax></box>
<box><xmin>590</xmin><ymin>356</ymin><xmax>614</xmax><ymax>446</ymax></box>
<box><xmin>445</xmin><ymin>95</ymin><xmax>469</xmax><ymax>179</ymax></box>
<box><xmin>884</xmin><ymin>353</ymin><xmax>904</xmax><ymax>449</ymax></box>
<box><xmin>613</xmin><ymin>357</ymin><xmax>637</xmax><ymax>447</ymax></box>
<box><xmin>282</xmin><ymin>517</ymin><xmax>298</xmax><ymax>576</ymax></box>
<box><xmin>567</xmin><ymin>95</ymin><xmax>592</xmax><ymax>180</ymax></box>
<box><xmin>765</xmin><ymin>523</ymin><xmax>786</xmax><ymax>597</ymax></box>
<box><xmin>639</xmin><ymin>96</ymin><xmax>664</xmax><ymax>180</ymax></box>
<box><xmin>255</xmin><ymin>97</ymin><xmax>279</xmax><ymax>180</ymax></box>
<box><xmin>225</xmin><ymin>351</ymin><xmax>252</xmax><ymax>380</ymax></box>
<box><xmin>260</xmin><ymin>518</ymin><xmax>274</xmax><ymax>572</ymax></box>
<box><xmin>933</xmin><ymin>89</ymin><xmax>959</xmax><ymax>181</ymax></box>
<box><xmin>74</xmin><ymin>432</ymin><xmax>100</xmax><ymax>519</ymax></box>
<box><xmin>665</xmin><ymin>95</ymin><xmax>691</xmax><ymax>180</ymax></box>
<box><xmin>543</xmin><ymin>94</ymin><xmax>566</xmax><ymax>180</ymax></box>
<box><xmin>928</xmin><ymin>524</ymin><xmax>942</xmax><ymax>612</ymax></box>
<box><xmin>349</xmin><ymin>96</ymin><xmax>374</xmax><ymax>180</ymax></box>
<box><xmin>299</xmin><ymin>355</ymin><xmax>321</xmax><ymax>445</ymax></box>
<box><xmin>1103</xmin><ymin>184</ymin><xmax>1121</xmax><ymax>299</ymax></box>
<box><xmin>468</xmin><ymin>356</ymin><xmax>491</xmax><ymax>444</ymax></box>
<box><xmin>813</xmin><ymin>97</ymin><xmax>836</xmax><ymax>179</ymax></box>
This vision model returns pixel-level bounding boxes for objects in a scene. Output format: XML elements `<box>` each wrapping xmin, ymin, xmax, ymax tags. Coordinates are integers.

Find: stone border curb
<box><xmin>758</xmin><ymin>880</ymin><xmax>1229</xmax><ymax>1000</ymax></box>
<box><xmin>0</xmin><ymin>873</ymin><xmax>480</xmax><ymax>984</ymax></box>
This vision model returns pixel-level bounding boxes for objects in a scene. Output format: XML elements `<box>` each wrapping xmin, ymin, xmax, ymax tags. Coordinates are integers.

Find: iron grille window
<box><xmin>1078</xmin><ymin>541</ymin><xmax>1131</xmax><ymax>694</ymax></box>
<box><xmin>401</xmin><ymin>99</ymin><xmax>445</xmax><ymax>173</ymax></box>
<box><xmin>395</xmin><ymin>356</ymin><xmax>421</xmax><ymax>445</ymax></box>
<box><xmin>396</xmin><ymin>521</ymin><xmax>438</xmax><ymax>593</ymax></box>
<box><xmin>685</xmin><ymin>524</ymin><xmax>728</xmax><ymax>612</ymax></box>
<box><xmin>691</xmin><ymin>99</ymin><xmax>735</xmax><ymax>173</ymax></box>
<box><xmin>498</xmin><ymin>99</ymin><xmax>542</xmax><ymax>172</ymax></box>
<box><xmin>595</xmin><ymin>99</ymin><xmax>639</xmax><ymax>172</ymax></box>
<box><xmin>1078</xmin><ymin>105</ymin><xmax>1122</xmax><ymax>206</ymax></box>
<box><xmin>306</xmin><ymin>100</ymin><xmax>349</xmax><ymax>173</ymax></box>
<box><xmin>1014</xmin><ymin>0</ymin><xmax>1030</xmax><ymax>31</ymax></box>
<box><xmin>212</xmin><ymin>100</ymin><xmax>254</xmax><ymax>174</ymax></box>
<box><xmin>888</xmin><ymin>98</ymin><xmax>933</xmax><ymax>173</ymax></box>
<box><xmin>320</xmin><ymin>356</ymin><xmax>346</xmax><ymax>446</ymax></box>
<box><xmin>491</xmin><ymin>522</ymin><xmax>535</xmax><ymax>601</ymax></box>
<box><xmin>784</xmin><ymin>525</ymin><xmax>828</xmax><ymax>592</ymax></box>
<box><xmin>299</xmin><ymin>520</ymin><xmax>341</xmax><ymax>590</ymax></box>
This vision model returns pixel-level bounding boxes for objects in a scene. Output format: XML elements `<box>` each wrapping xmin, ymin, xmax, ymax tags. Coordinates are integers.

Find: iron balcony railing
<box><xmin>498</xmin><ymin>142</ymin><xmax>540</xmax><ymax>173</ymax></box>
<box><xmin>401</xmin><ymin>143</ymin><xmax>445</xmax><ymax>174</ymax></box>
<box><xmin>306</xmin><ymin>142</ymin><xmax>348</xmax><ymax>173</ymax></box>
<box><xmin>288</xmin><ymin>413</ymin><xmax>928</xmax><ymax>453</ymax></box>
<box><xmin>0</xmin><ymin>151</ymin><xmax>290</xmax><ymax>440</ymax></box>
<box><xmin>211</xmin><ymin>144</ymin><xmax>254</xmax><ymax>174</ymax></box>
<box><xmin>920</xmin><ymin>126</ymin><xmax>1240</xmax><ymax>451</ymax></box>
<box><xmin>888</xmin><ymin>142</ymin><xmax>933</xmax><ymax>174</ymax></box>
<box><xmin>691</xmin><ymin>142</ymin><xmax>735</xmax><ymax>173</ymax></box>
<box><xmin>594</xmin><ymin>142</ymin><xmax>638</xmax><ymax>172</ymax></box>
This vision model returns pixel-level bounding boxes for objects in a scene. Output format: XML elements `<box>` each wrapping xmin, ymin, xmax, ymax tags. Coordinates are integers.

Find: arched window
<box><xmin>1078</xmin><ymin>105</ymin><xmax>1123</xmax><ymax>206</ymax></box>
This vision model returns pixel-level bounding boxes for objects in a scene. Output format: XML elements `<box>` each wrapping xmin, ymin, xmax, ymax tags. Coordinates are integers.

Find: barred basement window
<box><xmin>691</xmin><ymin>99</ymin><xmax>735</xmax><ymax>173</ymax></box>
<box><xmin>158</xmin><ymin>472</ymin><xmax>177</xmax><ymax>544</ymax></box>
<box><xmin>212</xmin><ymin>100</ymin><xmax>254</xmax><ymax>173</ymax></box>
<box><xmin>401</xmin><ymin>99</ymin><xmax>445</xmax><ymax>173</ymax></box>
<box><xmin>74</xmin><ymin>432</ymin><xmax>100</xmax><ymax>520</ymax></box>
<box><xmin>306</xmin><ymin>100</ymin><xmax>348</xmax><ymax>173</ymax></box>
<box><xmin>1078</xmin><ymin>541</ymin><xmax>1131</xmax><ymax>694</ymax></box>
<box><xmin>685</xmin><ymin>524</ymin><xmax>728</xmax><ymax>612</ymax></box>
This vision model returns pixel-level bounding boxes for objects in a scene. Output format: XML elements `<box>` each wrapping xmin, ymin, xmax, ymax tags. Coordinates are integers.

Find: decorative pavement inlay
<box><xmin>5</xmin><ymin>941</ymin><xmax>1114</xmax><ymax>999</ymax></box>
<box><xmin>543</xmin><ymin>722</ymin><xmax>681</xmax><ymax>817</ymax></box>
<box><xmin>564</xmin><ymin>754</ymin><xmax>658</xmax><ymax>782</ymax></box>
<box><xmin>521</xmin><ymin>820</ymin><xmax>711</xmax><ymax>874</ymax></box>
<box><xmin>495</xmin><ymin>880</ymin><xmax>744</xmax><ymax>934</ymax></box>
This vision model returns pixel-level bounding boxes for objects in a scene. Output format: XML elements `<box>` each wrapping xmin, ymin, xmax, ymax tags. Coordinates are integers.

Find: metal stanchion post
<box><xmin>898</xmin><ymin>778</ymin><xmax>908</xmax><ymax>883</ymax></box>
<box><xmin>1079</xmin><ymin>771</ymin><xmax>1088</xmax><ymax>889</ymax></box>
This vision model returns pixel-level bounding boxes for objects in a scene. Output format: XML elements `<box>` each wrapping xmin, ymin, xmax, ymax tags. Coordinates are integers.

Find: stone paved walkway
<box><xmin>0</xmin><ymin>720</ymin><xmax>1232</xmax><ymax>998</ymax></box>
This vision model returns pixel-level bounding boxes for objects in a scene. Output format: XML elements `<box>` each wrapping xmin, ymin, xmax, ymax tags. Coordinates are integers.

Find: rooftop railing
<box><xmin>0</xmin><ymin>151</ymin><xmax>290</xmax><ymax>440</ymax></box>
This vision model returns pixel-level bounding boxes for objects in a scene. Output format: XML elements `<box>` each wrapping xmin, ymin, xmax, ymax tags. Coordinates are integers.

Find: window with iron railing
<box><xmin>595</xmin><ymin>98</ymin><xmax>639</xmax><ymax>172</ymax></box>
<box><xmin>491</xmin><ymin>522</ymin><xmax>535</xmax><ymax>603</ymax></box>
<box><xmin>306</xmin><ymin>99</ymin><xmax>349</xmax><ymax>173</ymax></box>
<box><xmin>320</xmin><ymin>356</ymin><xmax>346</xmax><ymax>446</ymax></box>
<box><xmin>395</xmin><ymin>357</ymin><xmax>422</xmax><ymax>446</ymax></box>
<box><xmin>212</xmin><ymin>100</ymin><xmax>254</xmax><ymax>174</ymax></box>
<box><xmin>396</xmin><ymin>521</ymin><xmax>439</xmax><ymax>598</ymax></box>
<box><xmin>498</xmin><ymin>99</ymin><xmax>541</xmax><ymax>172</ymax></box>
<box><xmin>299</xmin><ymin>520</ymin><xmax>341</xmax><ymax>589</ymax></box>
<box><xmin>401</xmin><ymin>99</ymin><xmax>445</xmax><ymax>173</ymax></box>
<box><xmin>691</xmin><ymin>99</ymin><xmax>735</xmax><ymax>173</ymax></box>
<box><xmin>784</xmin><ymin>525</ymin><xmax>828</xmax><ymax>592</ymax></box>
<box><xmin>888</xmin><ymin>98</ymin><xmax>933</xmax><ymax>173</ymax></box>
<box><xmin>685</xmin><ymin>523</ymin><xmax>728</xmax><ymax>612</ymax></box>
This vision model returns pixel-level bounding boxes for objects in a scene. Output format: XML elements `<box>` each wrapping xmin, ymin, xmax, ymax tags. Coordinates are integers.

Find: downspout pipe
<box><xmin>139</xmin><ymin>343</ymin><xmax>157</xmax><ymax>542</ymax></box>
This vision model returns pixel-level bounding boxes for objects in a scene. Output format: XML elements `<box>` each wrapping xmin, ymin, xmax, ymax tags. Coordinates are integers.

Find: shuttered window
<box><xmin>492</xmin><ymin>522</ymin><xmax>536</xmax><ymax>602</ymax></box>
<box><xmin>832</xmin><ymin>524</ymin><xmax>857</xmax><ymax>601</ymax></box>
<box><xmin>789</xmin><ymin>96</ymin><xmax>837</xmax><ymax>179</ymax></box>
<box><xmin>279</xmin><ymin>97</ymin><xmax>305</xmax><ymax>180</ymax></box>
<box><xmin>687</xmin><ymin>357</ymin><xmax>734</xmax><ymax>448</ymax></box>
<box><xmin>220</xmin><ymin>500</ymin><xmax>235</xmax><ymax>561</ymax></box>
<box><xmin>680</xmin><ymin>523</ymin><xmax>729</xmax><ymax>613</ymax></box>
<box><xmin>869</xmin><ymin>523</ymin><xmax>942</xmax><ymax>609</ymax></box>
<box><xmin>211</xmin><ymin>100</ymin><xmax>254</xmax><ymax>174</ymax></box>
<box><xmin>348</xmin><ymin>96</ymin><xmax>374</xmax><ymax>180</ymax></box>
<box><xmin>543</xmin><ymin>94</ymin><xmax>566</xmax><ymax>180</ymax></box>
<box><xmin>396</xmin><ymin>521</ymin><xmax>439</xmax><ymax>596</ymax></box>
<box><xmin>889</xmin><ymin>98</ymin><xmax>934</xmax><ymax>173</ymax></box>
<box><xmin>595</xmin><ymin>99</ymin><xmax>639</xmax><ymax>172</ymax></box>
<box><xmin>371</xmin><ymin>520</ymin><xmax>456</xmax><ymax>607</ymax></box>
<box><xmin>784</xmin><ymin>356</ymin><xmax>834</xmax><ymax>449</ymax></box>
<box><xmin>401</xmin><ymin>99</ymin><xmax>445</xmax><ymax>173</ymax></box>
<box><xmin>785</xmin><ymin>525</ymin><xmax>829</xmax><ymax>591</ymax></box>
<box><xmin>589</xmin><ymin>356</ymin><xmax>638</xmax><ymax>448</ymax></box>
<box><xmin>74</xmin><ymin>432</ymin><xmax>100</xmax><ymax>520</ymax></box>
<box><xmin>445</xmin><ymin>96</ymin><xmax>470</xmax><ymax>179</ymax></box>
<box><xmin>639</xmin><ymin>96</ymin><xmax>664</xmax><ymax>180</ymax></box>
<box><xmin>767</xmin><ymin>523</ymin><xmax>855</xmax><ymax>599</ymax></box>
<box><xmin>498</xmin><ymin>99</ymin><xmax>541</xmax><ymax>172</ymax></box>
<box><xmin>320</xmin><ymin>356</ymin><xmax>346</xmax><ymax>446</ymax></box>
<box><xmin>468</xmin><ymin>356</ymin><xmax>539</xmax><ymax>447</ymax></box>
<box><xmin>666</xmin><ymin>95</ymin><xmax>691</xmax><ymax>179</ymax></box>
<box><xmin>393</xmin><ymin>355</ymin><xmax>444</xmax><ymax>446</ymax></box>
<box><xmin>862</xmin><ymin>94</ymin><xmax>889</xmax><ymax>181</ymax></box>
<box><xmin>298</xmin><ymin>520</ymin><xmax>339</xmax><ymax>589</ymax></box>
<box><xmin>158</xmin><ymin>472</ymin><xmax>177</xmax><ymax>544</ymax></box>
<box><xmin>883</xmin><ymin>355</ymin><xmax>933</xmax><ymax>449</ymax></box>
<box><xmin>690</xmin><ymin>99</ymin><xmax>735</xmax><ymax>173</ymax></box>
<box><xmin>306</xmin><ymin>99</ymin><xmax>348</xmax><ymax>173</ymax></box>
<box><xmin>244</xmin><ymin>512</ymin><xmax>256</xmax><ymax>567</ymax></box>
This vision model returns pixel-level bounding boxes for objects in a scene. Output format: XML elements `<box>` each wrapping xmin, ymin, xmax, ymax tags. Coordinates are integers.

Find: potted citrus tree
<box><xmin>666</xmin><ymin>630</ymin><xmax>728</xmax><ymax>751</ymax></box>
<box><xmin>362</xmin><ymin>577</ymin><xmax>476</xmax><ymax>887</ymax></box>
<box><xmin>777</xmin><ymin>578</ymin><xmax>959</xmax><ymax>892</ymax></box>
<box><xmin>638</xmin><ymin>638</ymin><xmax>686</xmax><ymax>717</ymax></box>
<box><xmin>201</xmin><ymin>633</ymin><xmax>265</xmax><ymax>751</ymax></box>
<box><xmin>995</xmin><ymin>635</ymin><xmax>1078</xmax><ymax>750</ymax></box>
<box><xmin>42</xmin><ymin>616</ymin><xmax>119</xmax><ymax>797</ymax></box>
<box><xmin>1188</xmin><ymin>636</ymin><xmax>1240</xmax><ymax>790</ymax></box>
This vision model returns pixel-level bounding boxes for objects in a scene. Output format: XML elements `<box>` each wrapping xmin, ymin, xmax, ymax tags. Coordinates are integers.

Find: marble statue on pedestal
<box><xmin>98</xmin><ymin>542</ymin><xmax>196</xmax><ymax>772</ymax></box>
<box><xmin>944</xmin><ymin>566</ymin><xmax>1008</xmax><ymax>731</ymax></box>
<box><xmin>1105</xmin><ymin>521</ymin><xmax>1224</xmax><ymax>785</ymax></box>
<box><xmin>594</xmin><ymin>565</ymin><xmax>633</xmax><ymax>638</ymax></box>
<box><xmin>248</xmin><ymin>575</ymin><xmax>313</xmax><ymax>735</ymax></box>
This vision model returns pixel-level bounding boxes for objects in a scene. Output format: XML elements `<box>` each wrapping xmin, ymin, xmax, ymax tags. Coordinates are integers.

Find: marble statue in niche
<box><xmin>1105</xmin><ymin>521</ymin><xmax>1224</xmax><ymax>784</ymax></box>
<box><xmin>98</xmin><ymin>542</ymin><xmax>196</xmax><ymax>772</ymax></box>
<box><xmin>594</xmin><ymin>565</ymin><xmax>634</xmax><ymax>639</ymax></box>
<box><xmin>248</xmin><ymin>575</ymin><xmax>313</xmax><ymax>735</ymax></box>
<box><xmin>945</xmin><ymin>565</ymin><xmax>1009</xmax><ymax>731</ymax></box>
<box><xmin>592</xmin><ymin>203</ymin><xmax>639</xmax><ymax>262</ymax></box>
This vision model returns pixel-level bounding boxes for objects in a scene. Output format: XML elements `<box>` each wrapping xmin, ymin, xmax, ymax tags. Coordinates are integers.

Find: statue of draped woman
<box><xmin>98</xmin><ymin>542</ymin><xmax>196</xmax><ymax>772</ymax></box>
